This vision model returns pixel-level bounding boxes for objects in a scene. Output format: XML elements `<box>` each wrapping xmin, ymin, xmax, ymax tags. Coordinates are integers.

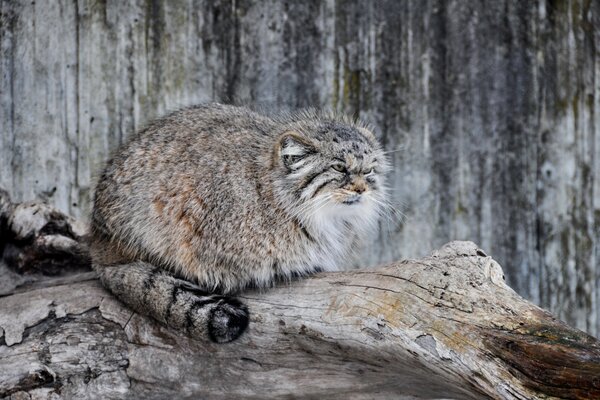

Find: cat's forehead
<box><xmin>314</xmin><ymin>122</ymin><xmax>375</xmax><ymax>154</ymax></box>
<box><xmin>316</xmin><ymin>121</ymin><xmax>369</xmax><ymax>141</ymax></box>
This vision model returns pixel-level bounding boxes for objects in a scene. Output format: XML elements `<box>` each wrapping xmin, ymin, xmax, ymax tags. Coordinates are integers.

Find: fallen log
<box><xmin>0</xmin><ymin>192</ymin><xmax>599</xmax><ymax>399</ymax></box>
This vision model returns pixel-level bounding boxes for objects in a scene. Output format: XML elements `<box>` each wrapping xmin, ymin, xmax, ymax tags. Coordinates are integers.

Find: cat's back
<box><xmin>99</xmin><ymin>103</ymin><xmax>277</xmax><ymax>191</ymax></box>
<box><xmin>93</xmin><ymin>104</ymin><xmax>281</xmax><ymax>251</ymax></box>
<box><xmin>125</xmin><ymin>103</ymin><xmax>276</xmax><ymax>164</ymax></box>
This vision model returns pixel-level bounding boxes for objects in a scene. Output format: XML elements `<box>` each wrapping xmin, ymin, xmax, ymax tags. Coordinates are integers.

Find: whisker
<box><xmin>289</xmin><ymin>194</ymin><xmax>332</xmax><ymax>226</ymax></box>
<box><xmin>304</xmin><ymin>195</ymin><xmax>333</xmax><ymax>222</ymax></box>
<box><xmin>370</xmin><ymin>197</ymin><xmax>408</xmax><ymax>225</ymax></box>
<box><xmin>381</xmin><ymin>146</ymin><xmax>406</xmax><ymax>155</ymax></box>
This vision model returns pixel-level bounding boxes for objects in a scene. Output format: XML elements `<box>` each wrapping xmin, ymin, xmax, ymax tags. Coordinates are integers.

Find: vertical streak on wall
<box><xmin>536</xmin><ymin>0</ymin><xmax>599</xmax><ymax>334</ymax></box>
<box><xmin>0</xmin><ymin>1</ymin><xmax>17</xmax><ymax>195</ymax></box>
<box><xmin>593</xmin><ymin>0</ymin><xmax>600</xmax><ymax>339</ymax></box>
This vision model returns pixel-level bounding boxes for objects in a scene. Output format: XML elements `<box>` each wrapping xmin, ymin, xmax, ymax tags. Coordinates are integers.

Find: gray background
<box><xmin>1</xmin><ymin>0</ymin><xmax>598</xmax><ymax>337</ymax></box>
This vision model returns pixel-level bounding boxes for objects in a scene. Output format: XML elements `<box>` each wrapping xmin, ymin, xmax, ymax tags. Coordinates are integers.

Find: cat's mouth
<box><xmin>342</xmin><ymin>195</ymin><xmax>362</xmax><ymax>205</ymax></box>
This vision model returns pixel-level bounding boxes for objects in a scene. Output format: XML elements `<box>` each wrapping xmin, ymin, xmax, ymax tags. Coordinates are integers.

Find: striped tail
<box><xmin>94</xmin><ymin>261</ymin><xmax>249</xmax><ymax>343</ymax></box>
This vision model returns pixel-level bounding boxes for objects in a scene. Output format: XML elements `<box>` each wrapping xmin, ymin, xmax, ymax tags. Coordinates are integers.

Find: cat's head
<box><xmin>272</xmin><ymin>114</ymin><xmax>390</xmax><ymax>233</ymax></box>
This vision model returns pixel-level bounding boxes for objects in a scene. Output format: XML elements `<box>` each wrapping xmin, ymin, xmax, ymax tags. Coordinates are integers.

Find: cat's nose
<box><xmin>349</xmin><ymin>179</ymin><xmax>367</xmax><ymax>194</ymax></box>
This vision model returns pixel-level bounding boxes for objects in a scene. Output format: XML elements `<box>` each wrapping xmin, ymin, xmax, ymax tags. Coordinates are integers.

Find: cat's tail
<box><xmin>94</xmin><ymin>261</ymin><xmax>249</xmax><ymax>343</ymax></box>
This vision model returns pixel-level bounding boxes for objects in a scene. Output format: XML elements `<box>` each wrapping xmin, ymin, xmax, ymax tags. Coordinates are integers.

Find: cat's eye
<box><xmin>332</xmin><ymin>163</ymin><xmax>346</xmax><ymax>173</ymax></box>
<box><xmin>364</xmin><ymin>168</ymin><xmax>375</xmax><ymax>175</ymax></box>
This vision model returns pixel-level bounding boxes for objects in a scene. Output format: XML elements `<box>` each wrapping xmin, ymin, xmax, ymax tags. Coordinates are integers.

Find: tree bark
<box><xmin>1</xmin><ymin>194</ymin><xmax>599</xmax><ymax>399</ymax></box>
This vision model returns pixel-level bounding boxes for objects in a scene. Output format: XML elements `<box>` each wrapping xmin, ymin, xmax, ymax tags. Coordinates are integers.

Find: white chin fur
<box><xmin>298</xmin><ymin>194</ymin><xmax>379</xmax><ymax>272</ymax></box>
<box><xmin>310</xmin><ymin>194</ymin><xmax>378</xmax><ymax>227</ymax></box>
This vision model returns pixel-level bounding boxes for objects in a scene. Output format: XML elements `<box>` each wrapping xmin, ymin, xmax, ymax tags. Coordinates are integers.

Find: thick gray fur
<box><xmin>91</xmin><ymin>103</ymin><xmax>389</xmax><ymax>342</ymax></box>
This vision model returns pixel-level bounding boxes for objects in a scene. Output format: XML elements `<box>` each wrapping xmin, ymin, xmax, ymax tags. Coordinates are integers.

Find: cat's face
<box><xmin>276</xmin><ymin>121</ymin><xmax>389</xmax><ymax>231</ymax></box>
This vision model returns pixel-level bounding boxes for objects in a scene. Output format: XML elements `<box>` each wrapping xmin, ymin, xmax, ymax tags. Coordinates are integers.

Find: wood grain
<box><xmin>2</xmin><ymin>242</ymin><xmax>600</xmax><ymax>399</ymax></box>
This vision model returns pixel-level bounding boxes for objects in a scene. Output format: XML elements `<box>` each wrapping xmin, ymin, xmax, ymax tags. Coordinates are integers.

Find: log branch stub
<box><xmin>0</xmin><ymin>191</ymin><xmax>90</xmax><ymax>294</ymax></box>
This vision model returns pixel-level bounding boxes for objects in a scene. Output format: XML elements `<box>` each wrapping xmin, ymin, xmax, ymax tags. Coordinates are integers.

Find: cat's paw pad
<box><xmin>208</xmin><ymin>298</ymin><xmax>249</xmax><ymax>343</ymax></box>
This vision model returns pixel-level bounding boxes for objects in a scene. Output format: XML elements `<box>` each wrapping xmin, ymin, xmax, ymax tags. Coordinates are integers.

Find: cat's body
<box><xmin>91</xmin><ymin>103</ymin><xmax>388</xmax><ymax>342</ymax></box>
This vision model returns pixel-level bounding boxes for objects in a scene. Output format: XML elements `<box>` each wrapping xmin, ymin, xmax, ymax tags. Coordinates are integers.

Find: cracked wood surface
<box><xmin>1</xmin><ymin>241</ymin><xmax>600</xmax><ymax>400</ymax></box>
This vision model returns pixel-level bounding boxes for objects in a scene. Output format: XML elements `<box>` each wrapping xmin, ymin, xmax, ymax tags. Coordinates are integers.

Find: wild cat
<box><xmin>91</xmin><ymin>103</ymin><xmax>390</xmax><ymax>343</ymax></box>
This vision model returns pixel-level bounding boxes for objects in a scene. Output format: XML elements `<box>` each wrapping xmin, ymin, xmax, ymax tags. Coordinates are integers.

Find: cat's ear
<box><xmin>277</xmin><ymin>132</ymin><xmax>315</xmax><ymax>170</ymax></box>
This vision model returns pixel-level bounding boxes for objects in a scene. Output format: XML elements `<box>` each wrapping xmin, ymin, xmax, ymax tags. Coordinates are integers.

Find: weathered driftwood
<box><xmin>1</xmin><ymin>195</ymin><xmax>599</xmax><ymax>400</ymax></box>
